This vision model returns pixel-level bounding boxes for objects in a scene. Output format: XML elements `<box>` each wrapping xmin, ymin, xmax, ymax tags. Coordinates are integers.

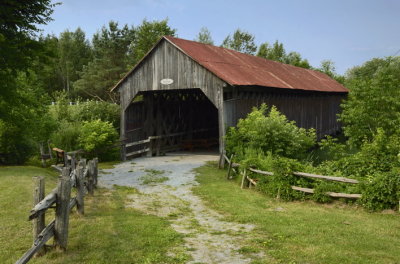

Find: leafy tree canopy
<box><xmin>221</xmin><ymin>29</ymin><xmax>257</xmax><ymax>55</ymax></box>
<box><xmin>339</xmin><ymin>56</ymin><xmax>400</xmax><ymax>146</ymax></box>
<box><xmin>195</xmin><ymin>27</ymin><xmax>214</xmax><ymax>45</ymax></box>
<box><xmin>257</xmin><ymin>40</ymin><xmax>311</xmax><ymax>69</ymax></box>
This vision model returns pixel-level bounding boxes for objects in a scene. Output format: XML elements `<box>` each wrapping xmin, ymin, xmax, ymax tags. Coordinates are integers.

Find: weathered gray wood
<box><xmin>249</xmin><ymin>168</ymin><xmax>274</xmax><ymax>176</ymax></box>
<box><xmin>32</xmin><ymin>176</ymin><xmax>45</xmax><ymax>252</ymax></box>
<box><xmin>69</xmin><ymin>197</ymin><xmax>77</xmax><ymax>210</ymax></box>
<box><xmin>87</xmin><ymin>160</ymin><xmax>94</xmax><ymax>196</ymax></box>
<box><xmin>325</xmin><ymin>192</ymin><xmax>362</xmax><ymax>199</ymax></box>
<box><xmin>125</xmin><ymin>138</ymin><xmax>150</xmax><ymax>147</ymax></box>
<box><xmin>293</xmin><ymin>172</ymin><xmax>359</xmax><ymax>184</ymax></box>
<box><xmin>291</xmin><ymin>186</ymin><xmax>314</xmax><ymax>194</ymax></box>
<box><xmin>29</xmin><ymin>188</ymin><xmax>57</xmax><ymax>220</ymax></box>
<box><xmin>76</xmin><ymin>164</ymin><xmax>84</xmax><ymax>215</ymax></box>
<box><xmin>16</xmin><ymin>220</ymin><xmax>55</xmax><ymax>264</ymax></box>
<box><xmin>218</xmin><ymin>151</ymin><xmax>225</xmax><ymax>169</ymax></box>
<box><xmin>226</xmin><ymin>154</ymin><xmax>234</xmax><ymax>180</ymax></box>
<box><xmin>240</xmin><ymin>170</ymin><xmax>248</xmax><ymax>189</ymax></box>
<box><xmin>291</xmin><ymin>186</ymin><xmax>361</xmax><ymax>199</ymax></box>
<box><xmin>51</xmin><ymin>165</ymin><xmax>62</xmax><ymax>173</ymax></box>
<box><xmin>93</xmin><ymin>158</ymin><xmax>98</xmax><ymax>187</ymax></box>
<box><xmin>247</xmin><ymin>176</ymin><xmax>258</xmax><ymax>186</ymax></box>
<box><xmin>126</xmin><ymin>148</ymin><xmax>151</xmax><ymax>157</ymax></box>
<box><xmin>54</xmin><ymin>167</ymin><xmax>71</xmax><ymax>251</ymax></box>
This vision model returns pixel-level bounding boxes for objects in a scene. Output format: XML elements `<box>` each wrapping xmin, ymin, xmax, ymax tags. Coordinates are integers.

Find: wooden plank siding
<box><xmin>117</xmin><ymin>39</ymin><xmax>227</xmax><ymax>153</ymax></box>
<box><xmin>223</xmin><ymin>87</ymin><xmax>345</xmax><ymax>138</ymax></box>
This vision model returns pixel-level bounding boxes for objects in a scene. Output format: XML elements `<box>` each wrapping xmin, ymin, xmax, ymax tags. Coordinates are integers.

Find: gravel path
<box><xmin>98</xmin><ymin>153</ymin><xmax>260</xmax><ymax>264</ymax></box>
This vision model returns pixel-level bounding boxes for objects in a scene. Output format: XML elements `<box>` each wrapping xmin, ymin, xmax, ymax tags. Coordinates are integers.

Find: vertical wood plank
<box><xmin>54</xmin><ymin>167</ymin><xmax>71</xmax><ymax>251</ymax></box>
<box><xmin>87</xmin><ymin>160</ymin><xmax>94</xmax><ymax>196</ymax></box>
<box><xmin>226</xmin><ymin>154</ymin><xmax>234</xmax><ymax>180</ymax></box>
<box><xmin>33</xmin><ymin>176</ymin><xmax>45</xmax><ymax>251</ymax></box>
<box><xmin>240</xmin><ymin>169</ymin><xmax>248</xmax><ymax>189</ymax></box>
<box><xmin>76</xmin><ymin>162</ymin><xmax>84</xmax><ymax>215</ymax></box>
<box><xmin>93</xmin><ymin>157</ymin><xmax>98</xmax><ymax>187</ymax></box>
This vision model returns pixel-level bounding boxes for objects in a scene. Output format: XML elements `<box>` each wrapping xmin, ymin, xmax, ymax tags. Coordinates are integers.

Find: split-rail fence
<box><xmin>220</xmin><ymin>154</ymin><xmax>362</xmax><ymax>199</ymax></box>
<box><xmin>16</xmin><ymin>155</ymin><xmax>98</xmax><ymax>264</ymax></box>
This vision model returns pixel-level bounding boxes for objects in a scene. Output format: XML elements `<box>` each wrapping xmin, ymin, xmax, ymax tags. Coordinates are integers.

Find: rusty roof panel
<box><xmin>165</xmin><ymin>36</ymin><xmax>348</xmax><ymax>93</ymax></box>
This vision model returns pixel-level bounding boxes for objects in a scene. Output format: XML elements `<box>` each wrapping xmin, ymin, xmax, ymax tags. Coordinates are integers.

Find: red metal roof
<box><xmin>165</xmin><ymin>36</ymin><xmax>348</xmax><ymax>93</ymax></box>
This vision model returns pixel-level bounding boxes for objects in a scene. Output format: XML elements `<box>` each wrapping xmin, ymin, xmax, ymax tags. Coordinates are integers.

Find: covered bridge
<box><xmin>112</xmin><ymin>36</ymin><xmax>348</xmax><ymax>160</ymax></box>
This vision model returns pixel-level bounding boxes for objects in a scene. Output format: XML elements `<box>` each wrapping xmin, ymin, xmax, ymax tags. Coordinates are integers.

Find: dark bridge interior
<box><xmin>124</xmin><ymin>89</ymin><xmax>219</xmax><ymax>157</ymax></box>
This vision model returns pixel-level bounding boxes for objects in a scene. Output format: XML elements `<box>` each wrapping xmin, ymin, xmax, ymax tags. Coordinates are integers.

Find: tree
<box><xmin>195</xmin><ymin>27</ymin><xmax>214</xmax><ymax>45</ymax></box>
<box><xmin>74</xmin><ymin>19</ymin><xmax>176</xmax><ymax>102</ymax></box>
<box><xmin>221</xmin><ymin>29</ymin><xmax>257</xmax><ymax>55</ymax></box>
<box><xmin>58</xmin><ymin>28</ymin><xmax>92</xmax><ymax>97</ymax></box>
<box><xmin>128</xmin><ymin>18</ymin><xmax>176</xmax><ymax>67</ymax></box>
<box><xmin>339</xmin><ymin>56</ymin><xmax>400</xmax><ymax>146</ymax></box>
<box><xmin>317</xmin><ymin>60</ymin><xmax>345</xmax><ymax>84</ymax></box>
<box><xmin>0</xmin><ymin>0</ymin><xmax>56</xmax><ymax>164</ymax></box>
<box><xmin>257</xmin><ymin>40</ymin><xmax>311</xmax><ymax>69</ymax></box>
<box><xmin>74</xmin><ymin>21</ymin><xmax>135</xmax><ymax>102</ymax></box>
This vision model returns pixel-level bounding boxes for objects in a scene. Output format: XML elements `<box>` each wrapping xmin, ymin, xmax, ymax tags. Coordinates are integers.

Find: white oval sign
<box><xmin>160</xmin><ymin>78</ymin><xmax>174</xmax><ymax>85</ymax></box>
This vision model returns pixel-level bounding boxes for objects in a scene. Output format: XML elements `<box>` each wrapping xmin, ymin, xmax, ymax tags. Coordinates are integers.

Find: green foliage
<box><xmin>78</xmin><ymin>119</ymin><xmax>118</xmax><ymax>157</ymax></box>
<box><xmin>129</xmin><ymin>18</ymin><xmax>176</xmax><ymax>66</ymax></box>
<box><xmin>74</xmin><ymin>21</ymin><xmax>135</xmax><ymax>102</ymax></box>
<box><xmin>257</xmin><ymin>41</ymin><xmax>311</xmax><ymax>69</ymax></box>
<box><xmin>221</xmin><ymin>29</ymin><xmax>257</xmax><ymax>55</ymax></box>
<box><xmin>340</xmin><ymin>57</ymin><xmax>400</xmax><ymax>146</ymax></box>
<box><xmin>256</xmin><ymin>154</ymin><xmax>307</xmax><ymax>201</ymax></box>
<box><xmin>226</xmin><ymin>104</ymin><xmax>315</xmax><ymax>160</ymax></box>
<box><xmin>194</xmin><ymin>27</ymin><xmax>214</xmax><ymax>45</ymax></box>
<box><xmin>51</xmin><ymin>120</ymin><xmax>82</xmax><ymax>151</ymax></box>
<box><xmin>58</xmin><ymin>28</ymin><xmax>93</xmax><ymax>96</ymax></box>
<box><xmin>361</xmin><ymin>169</ymin><xmax>400</xmax><ymax>211</ymax></box>
<box><xmin>318</xmin><ymin>129</ymin><xmax>400</xmax><ymax>179</ymax></box>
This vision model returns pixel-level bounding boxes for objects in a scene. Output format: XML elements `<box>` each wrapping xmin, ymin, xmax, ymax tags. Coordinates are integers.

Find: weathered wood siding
<box><xmin>117</xmin><ymin>39</ymin><xmax>226</xmax><ymax>149</ymax></box>
<box><xmin>223</xmin><ymin>87</ymin><xmax>346</xmax><ymax>138</ymax></box>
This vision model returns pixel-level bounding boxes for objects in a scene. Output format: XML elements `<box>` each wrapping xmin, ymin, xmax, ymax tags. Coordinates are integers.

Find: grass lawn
<box><xmin>0</xmin><ymin>165</ymin><xmax>187</xmax><ymax>264</ymax></box>
<box><xmin>193</xmin><ymin>162</ymin><xmax>400</xmax><ymax>264</ymax></box>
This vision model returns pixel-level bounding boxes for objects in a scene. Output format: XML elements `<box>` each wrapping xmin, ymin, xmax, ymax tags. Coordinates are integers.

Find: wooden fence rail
<box><xmin>123</xmin><ymin>128</ymin><xmax>216</xmax><ymax>159</ymax></box>
<box><xmin>16</xmin><ymin>156</ymin><xmax>98</xmax><ymax>264</ymax></box>
<box><xmin>223</xmin><ymin>154</ymin><xmax>362</xmax><ymax>199</ymax></box>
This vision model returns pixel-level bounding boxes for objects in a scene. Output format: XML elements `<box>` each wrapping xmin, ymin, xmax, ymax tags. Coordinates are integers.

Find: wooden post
<box><xmin>226</xmin><ymin>154</ymin><xmax>234</xmax><ymax>180</ymax></box>
<box><xmin>33</xmin><ymin>176</ymin><xmax>45</xmax><ymax>254</ymax></box>
<box><xmin>121</xmin><ymin>143</ymin><xmax>126</xmax><ymax>161</ymax></box>
<box><xmin>147</xmin><ymin>138</ymin><xmax>153</xmax><ymax>157</ymax></box>
<box><xmin>87</xmin><ymin>160</ymin><xmax>94</xmax><ymax>196</ymax></box>
<box><xmin>240</xmin><ymin>169</ymin><xmax>248</xmax><ymax>189</ymax></box>
<box><xmin>70</xmin><ymin>155</ymin><xmax>76</xmax><ymax>172</ymax></box>
<box><xmin>54</xmin><ymin>167</ymin><xmax>71</xmax><ymax>251</ymax></box>
<box><xmin>93</xmin><ymin>157</ymin><xmax>98</xmax><ymax>187</ymax></box>
<box><xmin>76</xmin><ymin>162</ymin><xmax>84</xmax><ymax>215</ymax></box>
<box><xmin>218</xmin><ymin>151</ymin><xmax>225</xmax><ymax>169</ymax></box>
<box><xmin>39</xmin><ymin>144</ymin><xmax>46</xmax><ymax>168</ymax></box>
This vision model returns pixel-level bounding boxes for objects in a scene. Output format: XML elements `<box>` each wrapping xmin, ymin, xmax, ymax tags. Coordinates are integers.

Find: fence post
<box><xmin>226</xmin><ymin>154</ymin><xmax>234</xmax><ymax>180</ymax></box>
<box><xmin>147</xmin><ymin>137</ymin><xmax>153</xmax><ymax>157</ymax></box>
<box><xmin>33</xmin><ymin>176</ymin><xmax>45</xmax><ymax>254</ymax></box>
<box><xmin>240</xmin><ymin>169</ymin><xmax>248</xmax><ymax>189</ymax></box>
<box><xmin>76</xmin><ymin>162</ymin><xmax>85</xmax><ymax>215</ymax></box>
<box><xmin>121</xmin><ymin>143</ymin><xmax>127</xmax><ymax>161</ymax></box>
<box><xmin>87</xmin><ymin>160</ymin><xmax>94</xmax><ymax>195</ymax></box>
<box><xmin>218</xmin><ymin>151</ymin><xmax>225</xmax><ymax>169</ymax></box>
<box><xmin>93</xmin><ymin>158</ymin><xmax>98</xmax><ymax>187</ymax></box>
<box><xmin>54</xmin><ymin>167</ymin><xmax>71</xmax><ymax>251</ymax></box>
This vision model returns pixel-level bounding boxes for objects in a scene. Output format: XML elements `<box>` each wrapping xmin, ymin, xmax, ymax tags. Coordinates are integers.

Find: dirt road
<box><xmin>99</xmin><ymin>153</ymin><xmax>261</xmax><ymax>264</ymax></box>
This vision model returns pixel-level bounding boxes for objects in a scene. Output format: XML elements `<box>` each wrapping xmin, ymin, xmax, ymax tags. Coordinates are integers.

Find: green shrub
<box><xmin>226</xmin><ymin>104</ymin><xmax>315</xmax><ymax>161</ymax></box>
<box><xmin>361</xmin><ymin>169</ymin><xmax>400</xmax><ymax>211</ymax></box>
<box><xmin>78</xmin><ymin>119</ymin><xmax>118</xmax><ymax>159</ymax></box>
<box><xmin>317</xmin><ymin>129</ymin><xmax>400</xmax><ymax>180</ymax></box>
<box><xmin>51</xmin><ymin>120</ymin><xmax>82</xmax><ymax>151</ymax></box>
